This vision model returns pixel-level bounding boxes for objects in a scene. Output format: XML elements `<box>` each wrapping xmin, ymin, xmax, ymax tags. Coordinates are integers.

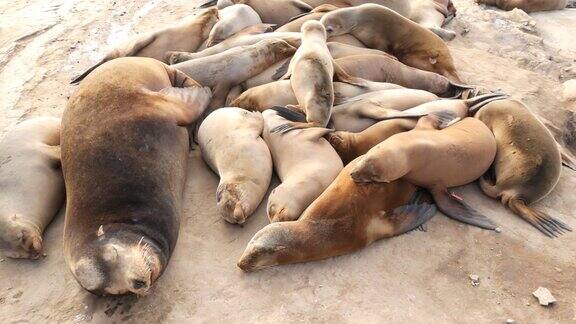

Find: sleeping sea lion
<box><xmin>476</xmin><ymin>0</ymin><xmax>574</xmax><ymax>12</ymax></box>
<box><xmin>351</xmin><ymin>116</ymin><xmax>498</xmax><ymax>230</ymax></box>
<box><xmin>321</xmin><ymin>4</ymin><xmax>463</xmax><ymax>83</ymax></box>
<box><xmin>205</xmin><ymin>4</ymin><xmax>262</xmax><ymax>47</ymax></box>
<box><xmin>199</xmin><ymin>108</ymin><xmax>272</xmax><ymax>224</ymax></box>
<box><xmin>62</xmin><ymin>57</ymin><xmax>211</xmax><ymax>296</ymax></box>
<box><xmin>410</xmin><ymin>0</ymin><xmax>457</xmax><ymax>41</ymax></box>
<box><xmin>263</xmin><ymin>108</ymin><xmax>343</xmax><ymax>223</ymax></box>
<box><xmin>199</xmin><ymin>0</ymin><xmax>313</xmax><ymax>25</ymax></box>
<box><xmin>71</xmin><ymin>8</ymin><xmax>219</xmax><ymax>84</ymax></box>
<box><xmin>237</xmin><ymin>156</ymin><xmax>436</xmax><ymax>272</ymax></box>
<box><xmin>0</xmin><ymin>117</ymin><xmax>64</xmax><ymax>259</ymax></box>
<box><xmin>473</xmin><ymin>99</ymin><xmax>573</xmax><ymax>237</ymax></box>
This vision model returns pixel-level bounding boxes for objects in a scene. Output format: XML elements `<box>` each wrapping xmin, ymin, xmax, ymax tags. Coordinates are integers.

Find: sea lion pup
<box><xmin>198</xmin><ymin>108</ymin><xmax>272</xmax><ymax>224</ymax></box>
<box><xmin>173</xmin><ymin>38</ymin><xmax>296</xmax><ymax>109</ymax></box>
<box><xmin>205</xmin><ymin>4</ymin><xmax>262</xmax><ymax>47</ymax></box>
<box><xmin>472</xmin><ymin>99</ymin><xmax>572</xmax><ymax>237</ymax></box>
<box><xmin>0</xmin><ymin>118</ymin><xmax>63</xmax><ymax>259</ymax></box>
<box><xmin>335</xmin><ymin>54</ymin><xmax>469</xmax><ymax>97</ymax></box>
<box><xmin>351</xmin><ymin>116</ymin><xmax>498</xmax><ymax>230</ymax></box>
<box><xmin>263</xmin><ymin>108</ymin><xmax>343</xmax><ymax>223</ymax></box>
<box><xmin>237</xmin><ymin>157</ymin><xmax>436</xmax><ymax>272</ymax></box>
<box><xmin>62</xmin><ymin>57</ymin><xmax>211</xmax><ymax>296</ymax></box>
<box><xmin>70</xmin><ymin>8</ymin><xmax>219</xmax><ymax>84</ymax></box>
<box><xmin>274</xmin><ymin>21</ymin><xmax>365</xmax><ymax>133</ymax></box>
<box><xmin>166</xmin><ymin>32</ymin><xmax>301</xmax><ymax>64</ymax></box>
<box><xmin>410</xmin><ymin>0</ymin><xmax>457</xmax><ymax>41</ymax></box>
<box><xmin>232</xmin><ymin>80</ymin><xmax>402</xmax><ymax>111</ymax></box>
<box><xmin>321</xmin><ymin>4</ymin><xmax>463</xmax><ymax>83</ymax></box>
<box><xmin>475</xmin><ymin>0</ymin><xmax>574</xmax><ymax>12</ymax></box>
<box><xmin>331</xmin><ymin>89</ymin><xmax>439</xmax><ymax>132</ymax></box>
<box><xmin>199</xmin><ymin>0</ymin><xmax>313</xmax><ymax>25</ymax></box>
<box><xmin>327</xmin><ymin>94</ymin><xmax>507</xmax><ymax>163</ymax></box>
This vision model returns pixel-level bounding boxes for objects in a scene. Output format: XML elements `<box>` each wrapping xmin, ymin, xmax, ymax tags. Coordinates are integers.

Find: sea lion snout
<box><xmin>0</xmin><ymin>215</ymin><xmax>43</xmax><ymax>259</ymax></box>
<box><xmin>216</xmin><ymin>183</ymin><xmax>249</xmax><ymax>224</ymax></box>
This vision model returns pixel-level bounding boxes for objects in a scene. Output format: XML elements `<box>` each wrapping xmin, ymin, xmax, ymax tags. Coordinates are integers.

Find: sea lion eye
<box><xmin>132</xmin><ymin>280</ymin><xmax>146</xmax><ymax>290</ymax></box>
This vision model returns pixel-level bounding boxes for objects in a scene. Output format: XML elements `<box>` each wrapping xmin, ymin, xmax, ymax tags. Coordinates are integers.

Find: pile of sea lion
<box><xmin>1</xmin><ymin>0</ymin><xmax>574</xmax><ymax>296</ymax></box>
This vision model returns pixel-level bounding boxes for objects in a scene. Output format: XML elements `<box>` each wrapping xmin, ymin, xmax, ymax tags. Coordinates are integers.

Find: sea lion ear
<box><xmin>102</xmin><ymin>244</ymin><xmax>119</xmax><ymax>263</ymax></box>
<box><xmin>97</xmin><ymin>225</ymin><xmax>105</xmax><ymax>237</ymax></box>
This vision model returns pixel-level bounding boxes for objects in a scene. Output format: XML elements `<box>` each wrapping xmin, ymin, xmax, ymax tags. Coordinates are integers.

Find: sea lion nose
<box><xmin>132</xmin><ymin>279</ymin><xmax>147</xmax><ymax>290</ymax></box>
<box><xmin>325</xmin><ymin>26</ymin><xmax>334</xmax><ymax>33</ymax></box>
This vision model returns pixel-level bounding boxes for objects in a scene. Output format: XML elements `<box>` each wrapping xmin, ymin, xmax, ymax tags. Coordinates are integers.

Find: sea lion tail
<box><xmin>466</xmin><ymin>93</ymin><xmax>509</xmax><ymax>114</ymax></box>
<box><xmin>430</xmin><ymin>188</ymin><xmax>498</xmax><ymax>230</ymax></box>
<box><xmin>507</xmin><ymin>198</ymin><xmax>572</xmax><ymax>237</ymax></box>
<box><xmin>197</xmin><ymin>0</ymin><xmax>217</xmax><ymax>9</ymax></box>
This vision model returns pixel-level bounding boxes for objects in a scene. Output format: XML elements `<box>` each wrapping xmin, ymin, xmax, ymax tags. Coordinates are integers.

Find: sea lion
<box><xmin>231</xmin><ymin>79</ymin><xmax>402</xmax><ymax>111</ymax></box>
<box><xmin>301</xmin><ymin>0</ymin><xmax>412</xmax><ymax>16</ymax></box>
<box><xmin>336</xmin><ymin>54</ymin><xmax>467</xmax><ymax>96</ymax></box>
<box><xmin>205</xmin><ymin>4</ymin><xmax>262</xmax><ymax>47</ymax></box>
<box><xmin>473</xmin><ymin>99</ymin><xmax>572</xmax><ymax>237</ymax></box>
<box><xmin>71</xmin><ymin>8</ymin><xmax>219</xmax><ymax>84</ymax></box>
<box><xmin>198</xmin><ymin>108</ymin><xmax>272</xmax><ymax>224</ymax></box>
<box><xmin>475</xmin><ymin>0</ymin><xmax>574</xmax><ymax>12</ymax></box>
<box><xmin>327</xmin><ymin>94</ymin><xmax>507</xmax><ymax>163</ymax></box>
<box><xmin>237</xmin><ymin>156</ymin><xmax>436</xmax><ymax>272</ymax></box>
<box><xmin>166</xmin><ymin>32</ymin><xmax>301</xmax><ymax>64</ymax></box>
<box><xmin>410</xmin><ymin>0</ymin><xmax>457</xmax><ymax>41</ymax></box>
<box><xmin>227</xmin><ymin>23</ymin><xmax>277</xmax><ymax>39</ymax></box>
<box><xmin>173</xmin><ymin>38</ymin><xmax>296</xmax><ymax>110</ymax></box>
<box><xmin>263</xmin><ymin>108</ymin><xmax>343</xmax><ymax>223</ymax></box>
<box><xmin>274</xmin><ymin>21</ymin><xmax>365</xmax><ymax>132</ymax></box>
<box><xmin>321</xmin><ymin>4</ymin><xmax>463</xmax><ymax>83</ymax></box>
<box><xmin>351</xmin><ymin>116</ymin><xmax>498</xmax><ymax>230</ymax></box>
<box><xmin>199</xmin><ymin>0</ymin><xmax>313</xmax><ymax>25</ymax></box>
<box><xmin>62</xmin><ymin>57</ymin><xmax>211</xmax><ymax>296</ymax></box>
<box><xmin>331</xmin><ymin>88</ymin><xmax>439</xmax><ymax>132</ymax></box>
<box><xmin>0</xmin><ymin>117</ymin><xmax>63</xmax><ymax>259</ymax></box>
<box><xmin>327</xmin><ymin>42</ymin><xmax>396</xmax><ymax>59</ymax></box>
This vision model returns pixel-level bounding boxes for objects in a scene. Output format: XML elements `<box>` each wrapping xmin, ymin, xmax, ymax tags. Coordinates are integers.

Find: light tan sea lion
<box><xmin>231</xmin><ymin>79</ymin><xmax>402</xmax><ymax>111</ymax></box>
<box><xmin>473</xmin><ymin>99</ymin><xmax>572</xmax><ymax>237</ymax></box>
<box><xmin>410</xmin><ymin>0</ymin><xmax>457</xmax><ymax>41</ymax></box>
<box><xmin>237</xmin><ymin>157</ymin><xmax>436</xmax><ymax>272</ymax></box>
<box><xmin>263</xmin><ymin>108</ymin><xmax>343</xmax><ymax>222</ymax></box>
<box><xmin>166</xmin><ymin>32</ymin><xmax>301</xmax><ymax>64</ymax></box>
<box><xmin>327</xmin><ymin>94</ymin><xmax>506</xmax><ymax>163</ymax></box>
<box><xmin>227</xmin><ymin>23</ymin><xmax>277</xmax><ymax>39</ymax></box>
<box><xmin>476</xmin><ymin>0</ymin><xmax>573</xmax><ymax>12</ymax></box>
<box><xmin>321</xmin><ymin>4</ymin><xmax>463</xmax><ymax>83</ymax></box>
<box><xmin>336</xmin><ymin>54</ymin><xmax>468</xmax><ymax>96</ymax></box>
<box><xmin>331</xmin><ymin>89</ymin><xmax>439</xmax><ymax>132</ymax></box>
<box><xmin>173</xmin><ymin>38</ymin><xmax>296</xmax><ymax>110</ymax></box>
<box><xmin>199</xmin><ymin>0</ymin><xmax>313</xmax><ymax>25</ymax></box>
<box><xmin>0</xmin><ymin>118</ymin><xmax>63</xmax><ymax>259</ymax></box>
<box><xmin>62</xmin><ymin>57</ymin><xmax>211</xmax><ymax>296</ymax></box>
<box><xmin>198</xmin><ymin>108</ymin><xmax>272</xmax><ymax>224</ymax></box>
<box><xmin>327</xmin><ymin>42</ymin><xmax>396</xmax><ymax>59</ymax></box>
<box><xmin>351</xmin><ymin>116</ymin><xmax>498</xmax><ymax>230</ymax></box>
<box><xmin>206</xmin><ymin>4</ymin><xmax>262</xmax><ymax>47</ymax></box>
<box><xmin>71</xmin><ymin>8</ymin><xmax>219</xmax><ymax>84</ymax></box>
<box><xmin>274</xmin><ymin>21</ymin><xmax>366</xmax><ymax>132</ymax></box>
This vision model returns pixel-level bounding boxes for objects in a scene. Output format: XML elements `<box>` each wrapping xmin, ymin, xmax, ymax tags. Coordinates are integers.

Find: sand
<box><xmin>0</xmin><ymin>0</ymin><xmax>575</xmax><ymax>322</ymax></box>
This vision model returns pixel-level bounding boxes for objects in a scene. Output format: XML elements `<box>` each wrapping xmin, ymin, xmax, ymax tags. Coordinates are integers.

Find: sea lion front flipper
<box><xmin>197</xmin><ymin>0</ymin><xmax>217</xmax><ymax>9</ymax></box>
<box><xmin>507</xmin><ymin>198</ymin><xmax>572</xmax><ymax>238</ymax></box>
<box><xmin>388</xmin><ymin>191</ymin><xmax>437</xmax><ymax>235</ymax></box>
<box><xmin>273</xmin><ymin>59</ymin><xmax>293</xmax><ymax>80</ymax></box>
<box><xmin>160</xmin><ymin>86</ymin><xmax>212</xmax><ymax>126</ymax></box>
<box><xmin>333</xmin><ymin>62</ymin><xmax>368</xmax><ymax>88</ymax></box>
<box><xmin>430</xmin><ymin>188</ymin><xmax>498</xmax><ymax>230</ymax></box>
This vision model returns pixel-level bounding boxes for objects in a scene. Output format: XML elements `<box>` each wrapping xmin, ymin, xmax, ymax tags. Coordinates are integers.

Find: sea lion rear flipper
<box><xmin>466</xmin><ymin>93</ymin><xmax>509</xmax><ymax>114</ymax></box>
<box><xmin>333</xmin><ymin>62</ymin><xmax>368</xmax><ymax>88</ymax></box>
<box><xmin>389</xmin><ymin>190</ymin><xmax>437</xmax><ymax>235</ymax></box>
<box><xmin>357</xmin><ymin>105</ymin><xmax>426</xmax><ymax>122</ymax></box>
<box><xmin>430</xmin><ymin>188</ymin><xmax>498</xmax><ymax>230</ymax></box>
<box><xmin>197</xmin><ymin>0</ymin><xmax>217</xmax><ymax>9</ymax></box>
<box><xmin>273</xmin><ymin>59</ymin><xmax>292</xmax><ymax>80</ymax></box>
<box><xmin>160</xmin><ymin>86</ymin><xmax>212</xmax><ymax>126</ymax></box>
<box><xmin>415</xmin><ymin>110</ymin><xmax>461</xmax><ymax>130</ymax></box>
<box><xmin>507</xmin><ymin>198</ymin><xmax>572</xmax><ymax>238</ymax></box>
<box><xmin>291</xmin><ymin>0</ymin><xmax>313</xmax><ymax>13</ymax></box>
<box><xmin>560</xmin><ymin>146</ymin><xmax>576</xmax><ymax>171</ymax></box>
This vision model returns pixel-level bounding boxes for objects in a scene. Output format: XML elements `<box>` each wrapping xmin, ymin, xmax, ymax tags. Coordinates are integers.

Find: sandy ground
<box><xmin>0</xmin><ymin>0</ymin><xmax>575</xmax><ymax>322</ymax></box>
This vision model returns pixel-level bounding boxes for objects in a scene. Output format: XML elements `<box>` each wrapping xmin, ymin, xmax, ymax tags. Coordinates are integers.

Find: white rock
<box><xmin>533</xmin><ymin>287</ymin><xmax>556</xmax><ymax>306</ymax></box>
<box><xmin>470</xmin><ymin>274</ymin><xmax>480</xmax><ymax>286</ymax></box>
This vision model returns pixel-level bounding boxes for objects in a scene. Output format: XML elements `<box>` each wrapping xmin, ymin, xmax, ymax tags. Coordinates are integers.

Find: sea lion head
<box><xmin>301</xmin><ymin>20</ymin><xmax>327</xmax><ymax>40</ymax></box>
<box><xmin>70</xmin><ymin>227</ymin><xmax>164</xmax><ymax>296</ymax></box>
<box><xmin>0</xmin><ymin>214</ymin><xmax>42</xmax><ymax>259</ymax></box>
<box><xmin>199</xmin><ymin>7</ymin><xmax>221</xmax><ymax>36</ymax></box>
<box><xmin>237</xmin><ymin>222</ymin><xmax>297</xmax><ymax>272</ymax></box>
<box><xmin>320</xmin><ymin>6</ymin><xmax>357</xmax><ymax>37</ymax></box>
<box><xmin>267</xmin><ymin>186</ymin><xmax>303</xmax><ymax>223</ymax></box>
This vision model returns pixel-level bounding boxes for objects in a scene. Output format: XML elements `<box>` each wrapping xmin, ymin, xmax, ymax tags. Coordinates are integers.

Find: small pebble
<box><xmin>526</xmin><ymin>302</ymin><xmax>531</xmax><ymax>306</ymax></box>
<box><xmin>470</xmin><ymin>274</ymin><xmax>480</xmax><ymax>286</ymax></box>
<box><xmin>533</xmin><ymin>287</ymin><xmax>556</xmax><ymax>306</ymax></box>
<box><xmin>495</xmin><ymin>227</ymin><xmax>502</xmax><ymax>233</ymax></box>
<box><xmin>0</xmin><ymin>259</ymin><xmax>4</xmax><ymax>262</ymax></box>
<box><xmin>507</xmin><ymin>319</ymin><xmax>515</xmax><ymax>324</ymax></box>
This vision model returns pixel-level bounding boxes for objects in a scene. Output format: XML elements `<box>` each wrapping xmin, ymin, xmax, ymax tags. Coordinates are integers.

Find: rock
<box><xmin>470</xmin><ymin>274</ymin><xmax>480</xmax><ymax>286</ymax></box>
<box><xmin>495</xmin><ymin>227</ymin><xmax>502</xmax><ymax>233</ymax></box>
<box><xmin>533</xmin><ymin>287</ymin><xmax>556</xmax><ymax>306</ymax></box>
<box><xmin>507</xmin><ymin>319</ymin><xmax>515</xmax><ymax>324</ymax></box>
